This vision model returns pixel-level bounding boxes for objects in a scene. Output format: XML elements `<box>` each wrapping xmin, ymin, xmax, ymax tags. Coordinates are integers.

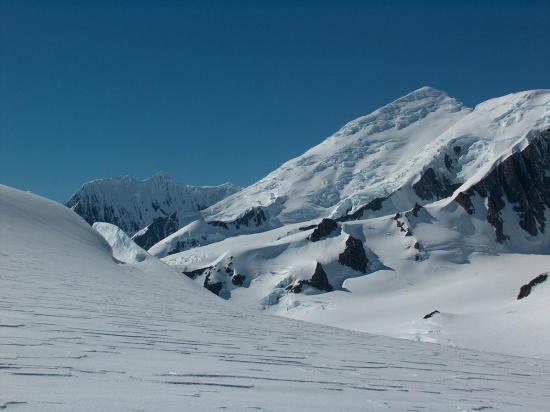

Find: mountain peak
<box><xmin>401</xmin><ymin>86</ymin><xmax>449</xmax><ymax>100</ymax></box>
<box><xmin>333</xmin><ymin>86</ymin><xmax>466</xmax><ymax>138</ymax></box>
<box><xmin>149</xmin><ymin>171</ymin><xmax>174</xmax><ymax>182</ymax></box>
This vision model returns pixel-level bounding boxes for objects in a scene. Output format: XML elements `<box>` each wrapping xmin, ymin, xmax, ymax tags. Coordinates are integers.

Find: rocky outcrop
<box><xmin>407</xmin><ymin>203</ymin><xmax>423</xmax><ymax>218</ymax></box>
<box><xmin>232</xmin><ymin>274</ymin><xmax>245</xmax><ymax>286</ymax></box>
<box><xmin>338</xmin><ymin>235</ymin><xmax>368</xmax><ymax>273</ymax></box>
<box><xmin>423</xmin><ymin>310</ymin><xmax>440</xmax><ymax>319</ymax></box>
<box><xmin>204</xmin><ymin>273</ymin><xmax>223</xmax><ymax>296</ymax></box>
<box><xmin>308</xmin><ymin>218</ymin><xmax>338</xmax><ymax>242</ymax></box>
<box><xmin>455</xmin><ymin>129</ymin><xmax>550</xmax><ymax>242</ymax></box>
<box><xmin>517</xmin><ymin>273</ymin><xmax>548</xmax><ymax>300</ymax></box>
<box><xmin>287</xmin><ymin>263</ymin><xmax>333</xmax><ymax>293</ymax></box>
<box><xmin>132</xmin><ymin>212</ymin><xmax>179</xmax><ymax>249</ymax></box>
<box><xmin>339</xmin><ymin>196</ymin><xmax>389</xmax><ymax>222</ymax></box>
<box><xmin>182</xmin><ymin>266</ymin><xmax>212</xmax><ymax>280</ymax></box>
<box><xmin>209</xmin><ymin>207</ymin><xmax>268</xmax><ymax>230</ymax></box>
<box><xmin>413</xmin><ymin>168</ymin><xmax>461</xmax><ymax>201</ymax></box>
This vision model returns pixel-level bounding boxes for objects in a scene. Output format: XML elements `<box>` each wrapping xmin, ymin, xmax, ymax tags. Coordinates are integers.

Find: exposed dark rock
<box><xmin>413</xmin><ymin>168</ymin><xmax>461</xmax><ymax>201</ymax></box>
<box><xmin>208</xmin><ymin>220</ymin><xmax>228</xmax><ymax>229</ymax></box>
<box><xmin>453</xmin><ymin>145</ymin><xmax>462</xmax><ymax>155</ymax></box>
<box><xmin>208</xmin><ymin>207</ymin><xmax>268</xmax><ymax>230</ymax></box>
<box><xmin>393</xmin><ymin>212</ymin><xmax>402</xmax><ymax>220</ymax></box>
<box><xmin>338</xmin><ymin>196</ymin><xmax>390</xmax><ymax>221</ymax></box>
<box><xmin>517</xmin><ymin>273</ymin><xmax>548</xmax><ymax>300</ymax></box>
<box><xmin>232</xmin><ymin>274</ymin><xmax>245</xmax><ymax>286</ymax></box>
<box><xmin>233</xmin><ymin>207</ymin><xmax>267</xmax><ymax>229</ymax></box>
<box><xmin>308</xmin><ymin>218</ymin><xmax>338</xmax><ymax>242</ymax></box>
<box><xmin>423</xmin><ymin>310</ymin><xmax>440</xmax><ymax>319</ymax></box>
<box><xmin>409</xmin><ymin>203</ymin><xmax>423</xmax><ymax>217</ymax></box>
<box><xmin>132</xmin><ymin>212</ymin><xmax>179</xmax><ymax>249</ymax></box>
<box><xmin>405</xmin><ymin>228</ymin><xmax>413</xmax><ymax>236</ymax></box>
<box><xmin>287</xmin><ymin>263</ymin><xmax>333</xmax><ymax>293</ymax></box>
<box><xmin>167</xmin><ymin>239</ymin><xmax>201</xmax><ymax>256</ymax></box>
<box><xmin>298</xmin><ymin>224</ymin><xmax>318</xmax><ymax>231</ymax></box>
<box><xmin>204</xmin><ymin>273</ymin><xmax>223</xmax><ymax>296</ymax></box>
<box><xmin>454</xmin><ymin>129</ymin><xmax>550</xmax><ymax>242</ymax></box>
<box><xmin>413</xmin><ymin>241</ymin><xmax>421</xmax><ymax>250</ymax></box>
<box><xmin>444</xmin><ymin>154</ymin><xmax>453</xmax><ymax>170</ymax></box>
<box><xmin>455</xmin><ymin>192</ymin><xmax>474</xmax><ymax>214</ymax></box>
<box><xmin>309</xmin><ymin>262</ymin><xmax>333</xmax><ymax>291</ymax></box>
<box><xmin>338</xmin><ymin>235</ymin><xmax>368</xmax><ymax>273</ymax></box>
<box><xmin>182</xmin><ymin>266</ymin><xmax>212</xmax><ymax>280</ymax></box>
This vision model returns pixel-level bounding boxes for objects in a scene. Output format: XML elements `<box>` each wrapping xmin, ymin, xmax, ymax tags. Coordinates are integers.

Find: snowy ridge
<box><xmin>204</xmin><ymin>86</ymin><xmax>470</xmax><ymax>224</ymax></box>
<box><xmin>150</xmin><ymin>87</ymin><xmax>550</xmax><ymax>256</ymax></box>
<box><xmin>205</xmin><ymin>87</ymin><xmax>550</xmax><ymax>224</ymax></box>
<box><xmin>92</xmin><ymin>222</ymin><xmax>149</xmax><ymax>263</ymax></box>
<box><xmin>66</xmin><ymin>172</ymin><xmax>241</xmax><ymax>244</ymax></box>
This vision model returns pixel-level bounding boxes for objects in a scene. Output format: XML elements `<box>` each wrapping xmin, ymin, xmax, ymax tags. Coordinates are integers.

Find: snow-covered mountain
<box><xmin>151</xmin><ymin>88</ymin><xmax>550</xmax><ymax>357</ymax></box>
<box><xmin>7</xmin><ymin>184</ymin><xmax>550</xmax><ymax>410</ymax></box>
<box><xmin>150</xmin><ymin>87</ymin><xmax>550</xmax><ymax>255</ymax></box>
<box><xmin>163</xmin><ymin>185</ymin><xmax>550</xmax><ymax>357</ymax></box>
<box><xmin>66</xmin><ymin>172</ymin><xmax>241</xmax><ymax>248</ymax></box>
<box><xmin>57</xmin><ymin>86</ymin><xmax>550</xmax><ymax>357</ymax></box>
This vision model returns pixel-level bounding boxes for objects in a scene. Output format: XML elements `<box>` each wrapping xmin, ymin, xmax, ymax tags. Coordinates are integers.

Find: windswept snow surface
<box><xmin>3</xmin><ymin>184</ymin><xmax>550</xmax><ymax>410</ymax></box>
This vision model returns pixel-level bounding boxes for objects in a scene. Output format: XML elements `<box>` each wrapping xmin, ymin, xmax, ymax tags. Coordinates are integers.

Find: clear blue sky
<box><xmin>1</xmin><ymin>0</ymin><xmax>549</xmax><ymax>201</ymax></box>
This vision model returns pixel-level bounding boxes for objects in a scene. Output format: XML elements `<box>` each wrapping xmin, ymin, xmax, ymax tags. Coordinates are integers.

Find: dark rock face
<box><xmin>444</xmin><ymin>154</ymin><xmax>453</xmax><ymax>170</ymax></box>
<box><xmin>413</xmin><ymin>168</ymin><xmax>461</xmax><ymax>201</ymax></box>
<box><xmin>232</xmin><ymin>274</ymin><xmax>245</xmax><ymax>286</ymax></box>
<box><xmin>308</xmin><ymin>218</ymin><xmax>338</xmax><ymax>242</ymax></box>
<box><xmin>455</xmin><ymin>129</ymin><xmax>550</xmax><ymax>242</ymax></box>
<box><xmin>209</xmin><ymin>206</ymin><xmax>268</xmax><ymax>230</ymax></box>
<box><xmin>455</xmin><ymin>192</ymin><xmax>474</xmax><ymax>215</ymax></box>
<box><xmin>204</xmin><ymin>273</ymin><xmax>223</xmax><ymax>296</ymax></box>
<box><xmin>182</xmin><ymin>266</ymin><xmax>212</xmax><ymax>280</ymax></box>
<box><xmin>517</xmin><ymin>273</ymin><xmax>548</xmax><ymax>300</ymax></box>
<box><xmin>423</xmin><ymin>310</ymin><xmax>440</xmax><ymax>319</ymax></box>
<box><xmin>132</xmin><ymin>212</ymin><xmax>179</xmax><ymax>250</ymax></box>
<box><xmin>408</xmin><ymin>203</ymin><xmax>423</xmax><ymax>218</ymax></box>
<box><xmin>166</xmin><ymin>238</ymin><xmax>201</xmax><ymax>256</ymax></box>
<box><xmin>338</xmin><ymin>235</ymin><xmax>368</xmax><ymax>273</ymax></box>
<box><xmin>68</xmin><ymin>197</ymin><xmax>139</xmax><ymax>233</ymax></box>
<box><xmin>287</xmin><ymin>263</ymin><xmax>333</xmax><ymax>293</ymax></box>
<box><xmin>339</xmin><ymin>196</ymin><xmax>389</xmax><ymax>222</ymax></box>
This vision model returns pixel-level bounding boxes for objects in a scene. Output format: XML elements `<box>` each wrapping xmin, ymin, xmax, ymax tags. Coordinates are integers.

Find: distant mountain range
<box><xmin>66</xmin><ymin>173</ymin><xmax>241</xmax><ymax>248</ymax></box>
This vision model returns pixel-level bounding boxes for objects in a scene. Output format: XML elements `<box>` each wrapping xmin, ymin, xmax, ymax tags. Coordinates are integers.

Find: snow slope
<box><xmin>92</xmin><ymin>222</ymin><xmax>149</xmax><ymax>263</ymax></box>
<box><xmin>3</xmin><ymin>184</ymin><xmax>550</xmax><ymax>410</ymax></box>
<box><xmin>66</xmin><ymin>172</ymin><xmax>241</xmax><ymax>238</ymax></box>
<box><xmin>152</xmin><ymin>88</ymin><xmax>549</xmax><ymax>255</ymax></box>
<box><xmin>206</xmin><ymin>86</ymin><xmax>470</xmax><ymax>223</ymax></box>
<box><xmin>164</xmin><ymin>197</ymin><xmax>550</xmax><ymax>358</ymax></box>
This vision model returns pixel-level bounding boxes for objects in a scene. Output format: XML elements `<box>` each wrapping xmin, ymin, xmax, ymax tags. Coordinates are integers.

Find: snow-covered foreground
<box><xmin>2</xmin><ymin>184</ymin><xmax>550</xmax><ymax>411</ymax></box>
